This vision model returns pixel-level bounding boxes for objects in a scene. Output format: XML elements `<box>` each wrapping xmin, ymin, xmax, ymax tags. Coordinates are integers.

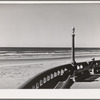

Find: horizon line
<box><xmin>0</xmin><ymin>46</ymin><xmax>100</xmax><ymax>48</ymax></box>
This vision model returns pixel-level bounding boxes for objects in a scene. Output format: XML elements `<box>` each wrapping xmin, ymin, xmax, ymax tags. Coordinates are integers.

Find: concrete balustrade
<box><xmin>19</xmin><ymin>60</ymin><xmax>100</xmax><ymax>89</ymax></box>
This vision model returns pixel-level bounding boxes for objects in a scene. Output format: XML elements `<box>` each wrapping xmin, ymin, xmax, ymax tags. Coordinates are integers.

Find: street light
<box><xmin>72</xmin><ymin>26</ymin><xmax>75</xmax><ymax>34</ymax></box>
<box><xmin>72</xmin><ymin>26</ymin><xmax>76</xmax><ymax>65</ymax></box>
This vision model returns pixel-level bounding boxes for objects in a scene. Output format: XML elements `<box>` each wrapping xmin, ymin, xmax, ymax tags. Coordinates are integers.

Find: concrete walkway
<box><xmin>71</xmin><ymin>74</ymin><xmax>100</xmax><ymax>89</ymax></box>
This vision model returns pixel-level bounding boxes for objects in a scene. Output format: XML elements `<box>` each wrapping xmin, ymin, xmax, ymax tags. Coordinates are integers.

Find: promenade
<box><xmin>71</xmin><ymin>74</ymin><xmax>100</xmax><ymax>89</ymax></box>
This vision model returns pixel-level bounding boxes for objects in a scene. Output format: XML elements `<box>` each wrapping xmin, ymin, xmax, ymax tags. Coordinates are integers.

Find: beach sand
<box><xmin>0</xmin><ymin>57</ymin><xmax>99</xmax><ymax>89</ymax></box>
<box><xmin>0</xmin><ymin>58</ymin><xmax>69</xmax><ymax>89</ymax></box>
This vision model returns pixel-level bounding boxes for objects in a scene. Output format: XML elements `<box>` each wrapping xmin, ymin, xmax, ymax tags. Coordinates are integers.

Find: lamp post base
<box><xmin>71</xmin><ymin>61</ymin><xmax>77</xmax><ymax>82</ymax></box>
<box><xmin>71</xmin><ymin>61</ymin><xmax>76</xmax><ymax>66</ymax></box>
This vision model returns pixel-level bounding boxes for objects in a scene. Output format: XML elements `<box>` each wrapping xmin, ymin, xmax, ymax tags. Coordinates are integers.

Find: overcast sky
<box><xmin>0</xmin><ymin>3</ymin><xmax>100</xmax><ymax>47</ymax></box>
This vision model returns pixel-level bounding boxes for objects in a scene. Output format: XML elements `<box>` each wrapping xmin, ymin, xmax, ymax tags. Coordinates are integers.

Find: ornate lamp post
<box><xmin>72</xmin><ymin>26</ymin><xmax>76</xmax><ymax>65</ymax></box>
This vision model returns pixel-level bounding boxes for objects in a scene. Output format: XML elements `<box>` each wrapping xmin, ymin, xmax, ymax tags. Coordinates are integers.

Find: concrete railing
<box><xmin>19</xmin><ymin>59</ymin><xmax>100</xmax><ymax>89</ymax></box>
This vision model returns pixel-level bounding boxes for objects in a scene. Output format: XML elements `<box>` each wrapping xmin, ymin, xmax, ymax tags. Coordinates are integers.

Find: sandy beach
<box><xmin>0</xmin><ymin>58</ymin><xmax>69</xmax><ymax>89</ymax></box>
<box><xmin>0</xmin><ymin>56</ymin><xmax>100</xmax><ymax>89</ymax></box>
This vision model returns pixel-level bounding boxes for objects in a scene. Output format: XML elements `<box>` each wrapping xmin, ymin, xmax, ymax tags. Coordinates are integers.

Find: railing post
<box><xmin>91</xmin><ymin>58</ymin><xmax>96</xmax><ymax>74</ymax></box>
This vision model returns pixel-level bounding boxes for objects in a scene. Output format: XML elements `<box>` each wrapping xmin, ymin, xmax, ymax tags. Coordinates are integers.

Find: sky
<box><xmin>0</xmin><ymin>3</ymin><xmax>100</xmax><ymax>47</ymax></box>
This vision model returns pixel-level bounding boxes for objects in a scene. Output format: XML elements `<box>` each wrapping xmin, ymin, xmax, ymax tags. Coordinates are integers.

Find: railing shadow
<box><xmin>77</xmin><ymin>74</ymin><xmax>100</xmax><ymax>82</ymax></box>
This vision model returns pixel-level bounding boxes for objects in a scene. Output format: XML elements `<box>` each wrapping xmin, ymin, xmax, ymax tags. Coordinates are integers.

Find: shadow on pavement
<box><xmin>77</xmin><ymin>74</ymin><xmax>100</xmax><ymax>82</ymax></box>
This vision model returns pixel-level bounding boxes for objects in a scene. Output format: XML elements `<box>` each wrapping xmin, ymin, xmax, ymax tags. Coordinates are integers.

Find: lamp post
<box><xmin>72</xmin><ymin>26</ymin><xmax>76</xmax><ymax>65</ymax></box>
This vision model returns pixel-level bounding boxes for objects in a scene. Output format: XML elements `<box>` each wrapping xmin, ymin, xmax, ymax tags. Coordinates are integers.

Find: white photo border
<box><xmin>0</xmin><ymin>1</ymin><xmax>100</xmax><ymax>99</ymax></box>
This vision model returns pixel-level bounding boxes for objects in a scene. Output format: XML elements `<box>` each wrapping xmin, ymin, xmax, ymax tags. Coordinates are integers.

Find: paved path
<box><xmin>71</xmin><ymin>74</ymin><xmax>100</xmax><ymax>89</ymax></box>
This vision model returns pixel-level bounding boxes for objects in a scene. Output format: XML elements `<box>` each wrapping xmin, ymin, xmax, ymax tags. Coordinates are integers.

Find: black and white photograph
<box><xmin>0</xmin><ymin>1</ymin><xmax>100</xmax><ymax>90</ymax></box>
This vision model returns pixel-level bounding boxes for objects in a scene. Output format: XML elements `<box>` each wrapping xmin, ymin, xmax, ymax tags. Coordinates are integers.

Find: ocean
<box><xmin>0</xmin><ymin>47</ymin><xmax>100</xmax><ymax>66</ymax></box>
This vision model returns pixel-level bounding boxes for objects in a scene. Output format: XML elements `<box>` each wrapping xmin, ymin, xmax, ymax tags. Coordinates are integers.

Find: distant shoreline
<box><xmin>0</xmin><ymin>54</ymin><xmax>99</xmax><ymax>60</ymax></box>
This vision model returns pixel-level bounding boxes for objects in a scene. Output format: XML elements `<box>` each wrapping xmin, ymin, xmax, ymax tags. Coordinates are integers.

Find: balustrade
<box><xmin>19</xmin><ymin>60</ymin><xmax>100</xmax><ymax>89</ymax></box>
